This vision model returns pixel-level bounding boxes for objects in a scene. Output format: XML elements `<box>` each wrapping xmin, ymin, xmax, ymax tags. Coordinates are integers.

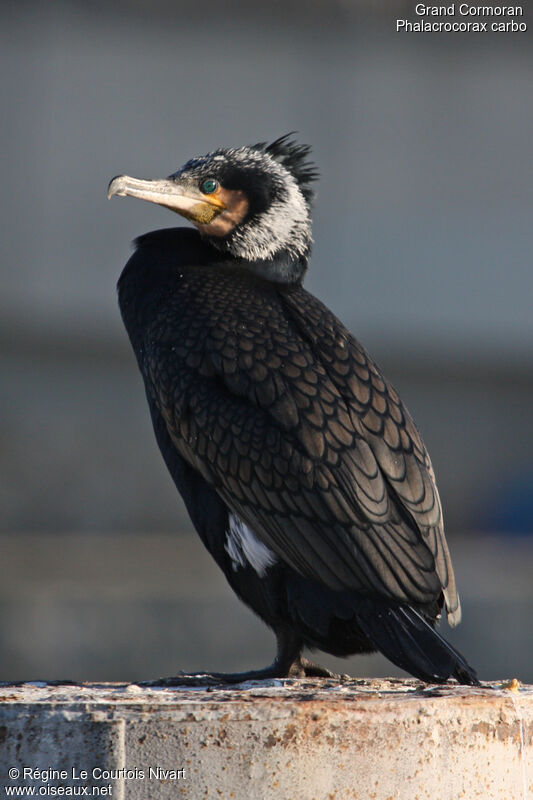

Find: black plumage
<box><xmin>109</xmin><ymin>135</ymin><xmax>478</xmax><ymax>685</ymax></box>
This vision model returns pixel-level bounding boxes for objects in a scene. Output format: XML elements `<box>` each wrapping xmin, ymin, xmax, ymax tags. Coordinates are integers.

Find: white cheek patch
<box><xmin>228</xmin><ymin>174</ymin><xmax>311</xmax><ymax>262</ymax></box>
<box><xmin>225</xmin><ymin>513</ymin><xmax>278</xmax><ymax>576</ymax></box>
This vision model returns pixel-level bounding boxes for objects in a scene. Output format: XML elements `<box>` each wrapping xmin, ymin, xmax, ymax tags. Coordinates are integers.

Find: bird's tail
<box><xmin>355</xmin><ymin>602</ymin><xmax>479</xmax><ymax>686</ymax></box>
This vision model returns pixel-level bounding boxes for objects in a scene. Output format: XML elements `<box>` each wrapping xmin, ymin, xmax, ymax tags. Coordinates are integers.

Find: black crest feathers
<box><xmin>253</xmin><ymin>134</ymin><xmax>318</xmax><ymax>203</ymax></box>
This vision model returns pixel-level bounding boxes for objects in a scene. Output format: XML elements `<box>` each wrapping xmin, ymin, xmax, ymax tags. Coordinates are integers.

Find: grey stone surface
<box><xmin>0</xmin><ymin>679</ymin><xmax>531</xmax><ymax>799</ymax></box>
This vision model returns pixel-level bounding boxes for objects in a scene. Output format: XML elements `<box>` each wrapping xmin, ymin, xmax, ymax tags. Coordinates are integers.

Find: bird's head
<box><xmin>108</xmin><ymin>135</ymin><xmax>318</xmax><ymax>283</ymax></box>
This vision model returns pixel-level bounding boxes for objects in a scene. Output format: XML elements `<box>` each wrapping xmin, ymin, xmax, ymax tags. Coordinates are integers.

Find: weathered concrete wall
<box><xmin>0</xmin><ymin>679</ymin><xmax>531</xmax><ymax>799</ymax></box>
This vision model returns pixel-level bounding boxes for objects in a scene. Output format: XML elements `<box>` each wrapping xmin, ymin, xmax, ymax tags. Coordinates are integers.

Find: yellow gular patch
<box><xmin>189</xmin><ymin>202</ymin><xmax>222</xmax><ymax>224</ymax></box>
<box><xmin>198</xmin><ymin>188</ymin><xmax>249</xmax><ymax>236</ymax></box>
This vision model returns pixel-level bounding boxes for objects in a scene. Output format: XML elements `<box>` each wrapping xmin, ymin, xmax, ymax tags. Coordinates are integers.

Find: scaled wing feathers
<box><xmin>143</xmin><ymin>271</ymin><xmax>460</xmax><ymax>622</ymax></box>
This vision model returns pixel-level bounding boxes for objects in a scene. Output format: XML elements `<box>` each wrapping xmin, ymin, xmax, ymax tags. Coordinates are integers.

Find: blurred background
<box><xmin>1</xmin><ymin>0</ymin><xmax>532</xmax><ymax>683</ymax></box>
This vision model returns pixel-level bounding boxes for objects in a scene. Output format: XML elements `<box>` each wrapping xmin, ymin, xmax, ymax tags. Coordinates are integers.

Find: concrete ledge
<box><xmin>0</xmin><ymin>679</ymin><xmax>531</xmax><ymax>799</ymax></box>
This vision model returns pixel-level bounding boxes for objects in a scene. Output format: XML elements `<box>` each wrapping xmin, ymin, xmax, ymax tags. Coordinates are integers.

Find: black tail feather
<box><xmin>355</xmin><ymin>603</ymin><xmax>480</xmax><ymax>686</ymax></box>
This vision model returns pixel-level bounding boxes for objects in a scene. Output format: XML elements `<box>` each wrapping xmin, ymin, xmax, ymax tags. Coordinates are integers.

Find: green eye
<box><xmin>201</xmin><ymin>178</ymin><xmax>218</xmax><ymax>195</ymax></box>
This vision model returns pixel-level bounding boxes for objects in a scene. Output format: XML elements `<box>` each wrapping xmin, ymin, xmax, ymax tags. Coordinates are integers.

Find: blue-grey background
<box><xmin>1</xmin><ymin>1</ymin><xmax>532</xmax><ymax>683</ymax></box>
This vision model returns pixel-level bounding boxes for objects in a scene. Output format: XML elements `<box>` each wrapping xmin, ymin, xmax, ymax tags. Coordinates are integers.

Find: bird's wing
<box><xmin>281</xmin><ymin>287</ymin><xmax>460</xmax><ymax>622</ymax></box>
<box><xmin>143</xmin><ymin>279</ymin><xmax>459</xmax><ymax>621</ymax></box>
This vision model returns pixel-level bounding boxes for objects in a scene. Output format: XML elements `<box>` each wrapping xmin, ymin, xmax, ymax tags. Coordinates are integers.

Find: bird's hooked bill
<box><xmin>107</xmin><ymin>174</ymin><xmax>225</xmax><ymax>224</ymax></box>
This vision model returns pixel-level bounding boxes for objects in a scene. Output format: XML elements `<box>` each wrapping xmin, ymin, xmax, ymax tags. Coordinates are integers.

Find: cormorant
<box><xmin>108</xmin><ymin>135</ymin><xmax>478</xmax><ymax>685</ymax></box>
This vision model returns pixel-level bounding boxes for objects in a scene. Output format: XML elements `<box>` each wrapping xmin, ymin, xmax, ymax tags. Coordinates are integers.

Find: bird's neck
<box><xmin>238</xmin><ymin>247</ymin><xmax>310</xmax><ymax>285</ymax></box>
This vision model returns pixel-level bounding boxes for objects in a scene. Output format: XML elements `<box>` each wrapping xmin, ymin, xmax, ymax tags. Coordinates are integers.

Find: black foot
<box><xmin>138</xmin><ymin>663</ymin><xmax>291</xmax><ymax>688</ymax></box>
<box><xmin>138</xmin><ymin>659</ymin><xmax>347</xmax><ymax>688</ymax></box>
<box><xmin>296</xmin><ymin>657</ymin><xmax>348</xmax><ymax>680</ymax></box>
<box><xmin>138</xmin><ymin>628</ymin><xmax>349</xmax><ymax>688</ymax></box>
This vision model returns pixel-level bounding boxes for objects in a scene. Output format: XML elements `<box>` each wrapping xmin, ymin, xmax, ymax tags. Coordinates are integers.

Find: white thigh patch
<box><xmin>225</xmin><ymin>513</ymin><xmax>278</xmax><ymax>576</ymax></box>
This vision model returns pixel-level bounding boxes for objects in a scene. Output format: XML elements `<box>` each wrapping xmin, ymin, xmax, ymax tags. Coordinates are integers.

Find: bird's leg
<box><xmin>207</xmin><ymin>626</ymin><xmax>303</xmax><ymax>683</ymax></box>
<box><xmin>139</xmin><ymin>628</ymin><xmax>345</xmax><ymax>687</ymax></box>
<box><xmin>293</xmin><ymin>656</ymin><xmax>346</xmax><ymax>679</ymax></box>
<box><xmin>271</xmin><ymin>628</ymin><xmax>345</xmax><ymax>679</ymax></box>
<box><xmin>140</xmin><ymin>627</ymin><xmax>302</xmax><ymax>687</ymax></box>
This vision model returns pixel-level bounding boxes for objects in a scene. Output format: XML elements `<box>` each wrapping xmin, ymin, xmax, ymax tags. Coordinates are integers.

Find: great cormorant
<box><xmin>108</xmin><ymin>135</ymin><xmax>478</xmax><ymax>685</ymax></box>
